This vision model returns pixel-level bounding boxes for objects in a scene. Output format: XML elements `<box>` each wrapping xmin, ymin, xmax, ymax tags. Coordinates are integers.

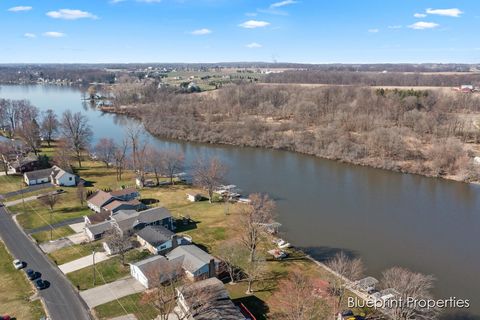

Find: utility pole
<box><xmin>92</xmin><ymin>249</ymin><xmax>96</xmax><ymax>287</ymax></box>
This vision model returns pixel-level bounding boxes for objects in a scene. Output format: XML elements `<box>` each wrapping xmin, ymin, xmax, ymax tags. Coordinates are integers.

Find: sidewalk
<box><xmin>58</xmin><ymin>251</ymin><xmax>111</xmax><ymax>274</ymax></box>
<box><xmin>79</xmin><ymin>276</ymin><xmax>145</xmax><ymax>308</ymax></box>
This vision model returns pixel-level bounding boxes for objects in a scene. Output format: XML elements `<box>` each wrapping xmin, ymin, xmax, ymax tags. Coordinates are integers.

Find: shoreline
<box><xmin>99</xmin><ymin>106</ymin><xmax>478</xmax><ymax>186</ymax></box>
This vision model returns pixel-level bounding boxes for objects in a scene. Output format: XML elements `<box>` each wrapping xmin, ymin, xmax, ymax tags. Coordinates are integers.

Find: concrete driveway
<box><xmin>39</xmin><ymin>238</ymin><xmax>74</xmax><ymax>254</ymax></box>
<box><xmin>59</xmin><ymin>251</ymin><xmax>111</xmax><ymax>274</ymax></box>
<box><xmin>80</xmin><ymin>276</ymin><xmax>145</xmax><ymax>308</ymax></box>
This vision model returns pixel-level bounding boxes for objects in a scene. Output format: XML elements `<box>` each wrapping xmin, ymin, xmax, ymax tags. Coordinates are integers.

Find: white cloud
<box><xmin>408</xmin><ymin>21</ymin><xmax>439</xmax><ymax>30</ymax></box>
<box><xmin>414</xmin><ymin>13</ymin><xmax>427</xmax><ymax>18</ymax></box>
<box><xmin>368</xmin><ymin>28</ymin><xmax>379</xmax><ymax>33</ymax></box>
<box><xmin>8</xmin><ymin>6</ymin><xmax>32</xmax><ymax>12</ymax></box>
<box><xmin>270</xmin><ymin>0</ymin><xmax>297</xmax><ymax>8</ymax></box>
<box><xmin>388</xmin><ymin>25</ymin><xmax>402</xmax><ymax>29</ymax></box>
<box><xmin>239</xmin><ymin>20</ymin><xmax>270</xmax><ymax>29</ymax></box>
<box><xmin>24</xmin><ymin>33</ymin><xmax>36</xmax><ymax>38</ymax></box>
<box><xmin>246</xmin><ymin>42</ymin><xmax>262</xmax><ymax>48</ymax></box>
<box><xmin>190</xmin><ymin>28</ymin><xmax>212</xmax><ymax>35</ymax></box>
<box><xmin>46</xmin><ymin>9</ymin><xmax>98</xmax><ymax>20</ymax></box>
<box><xmin>43</xmin><ymin>31</ymin><xmax>66</xmax><ymax>38</ymax></box>
<box><xmin>110</xmin><ymin>0</ymin><xmax>126</xmax><ymax>3</ymax></box>
<box><xmin>245</xmin><ymin>12</ymin><xmax>258</xmax><ymax>17</ymax></box>
<box><xmin>426</xmin><ymin>8</ymin><xmax>463</xmax><ymax>17</ymax></box>
<box><xmin>137</xmin><ymin>0</ymin><xmax>162</xmax><ymax>2</ymax></box>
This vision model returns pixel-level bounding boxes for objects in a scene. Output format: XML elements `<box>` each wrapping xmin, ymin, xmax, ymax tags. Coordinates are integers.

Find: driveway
<box><xmin>79</xmin><ymin>277</ymin><xmax>145</xmax><ymax>308</ymax></box>
<box><xmin>0</xmin><ymin>206</ymin><xmax>91</xmax><ymax>320</ymax></box>
<box><xmin>59</xmin><ymin>252</ymin><xmax>111</xmax><ymax>274</ymax></box>
<box><xmin>0</xmin><ymin>182</ymin><xmax>54</xmax><ymax>200</ymax></box>
<box><xmin>39</xmin><ymin>238</ymin><xmax>74</xmax><ymax>254</ymax></box>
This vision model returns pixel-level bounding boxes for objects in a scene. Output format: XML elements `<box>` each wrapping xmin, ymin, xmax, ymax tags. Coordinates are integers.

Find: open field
<box><xmin>0</xmin><ymin>174</ymin><xmax>23</xmax><ymax>194</ymax></box>
<box><xmin>0</xmin><ymin>241</ymin><xmax>45</xmax><ymax>320</ymax></box>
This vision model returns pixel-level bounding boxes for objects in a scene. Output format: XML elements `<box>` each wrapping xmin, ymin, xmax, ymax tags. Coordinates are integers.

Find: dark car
<box><xmin>0</xmin><ymin>315</ymin><xmax>11</xmax><ymax>320</ymax></box>
<box><xmin>25</xmin><ymin>269</ymin><xmax>40</xmax><ymax>280</ymax></box>
<box><xmin>35</xmin><ymin>279</ymin><xmax>47</xmax><ymax>290</ymax></box>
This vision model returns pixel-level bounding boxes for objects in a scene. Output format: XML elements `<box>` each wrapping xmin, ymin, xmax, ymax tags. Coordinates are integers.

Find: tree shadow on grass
<box><xmin>232</xmin><ymin>295</ymin><xmax>269</xmax><ymax>320</ymax></box>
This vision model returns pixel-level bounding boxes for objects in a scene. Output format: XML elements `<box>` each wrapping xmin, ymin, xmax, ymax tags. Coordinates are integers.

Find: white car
<box><xmin>13</xmin><ymin>259</ymin><xmax>24</xmax><ymax>269</ymax></box>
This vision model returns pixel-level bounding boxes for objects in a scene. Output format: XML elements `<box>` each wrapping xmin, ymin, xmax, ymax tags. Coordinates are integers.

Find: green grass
<box><xmin>48</xmin><ymin>241</ymin><xmax>103</xmax><ymax>265</ymax></box>
<box><xmin>4</xmin><ymin>186</ymin><xmax>58</xmax><ymax>202</ymax></box>
<box><xmin>0</xmin><ymin>241</ymin><xmax>46</xmax><ymax>320</ymax></box>
<box><xmin>67</xmin><ymin>250</ymin><xmax>151</xmax><ymax>290</ymax></box>
<box><xmin>10</xmin><ymin>190</ymin><xmax>90</xmax><ymax>230</ymax></box>
<box><xmin>94</xmin><ymin>293</ymin><xmax>159</xmax><ymax>320</ymax></box>
<box><xmin>31</xmin><ymin>225</ymin><xmax>76</xmax><ymax>243</ymax></box>
<box><xmin>0</xmin><ymin>174</ymin><xmax>23</xmax><ymax>194</ymax></box>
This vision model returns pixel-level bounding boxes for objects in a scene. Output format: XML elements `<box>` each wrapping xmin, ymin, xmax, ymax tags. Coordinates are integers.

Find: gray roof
<box><xmin>356</xmin><ymin>276</ymin><xmax>379</xmax><ymax>289</ymax></box>
<box><xmin>166</xmin><ymin>245</ymin><xmax>217</xmax><ymax>274</ymax></box>
<box><xmin>179</xmin><ymin>278</ymin><xmax>246</xmax><ymax>320</ymax></box>
<box><xmin>86</xmin><ymin>220</ymin><xmax>113</xmax><ymax>236</ymax></box>
<box><xmin>136</xmin><ymin>225</ymin><xmax>174</xmax><ymax>247</ymax></box>
<box><xmin>138</xmin><ymin>207</ymin><xmax>172</xmax><ymax>224</ymax></box>
<box><xmin>113</xmin><ymin>207</ymin><xmax>172</xmax><ymax>233</ymax></box>
<box><xmin>24</xmin><ymin>168</ymin><xmax>53</xmax><ymax>180</ymax></box>
<box><xmin>131</xmin><ymin>255</ymin><xmax>183</xmax><ymax>284</ymax></box>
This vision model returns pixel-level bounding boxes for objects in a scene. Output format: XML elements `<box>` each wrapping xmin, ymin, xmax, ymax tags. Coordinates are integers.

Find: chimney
<box><xmin>208</xmin><ymin>259</ymin><xmax>216</xmax><ymax>278</ymax></box>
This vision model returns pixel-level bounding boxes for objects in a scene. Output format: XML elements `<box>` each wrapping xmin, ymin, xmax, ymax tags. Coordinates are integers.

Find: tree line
<box><xmin>113</xmin><ymin>83</ymin><xmax>480</xmax><ymax>182</ymax></box>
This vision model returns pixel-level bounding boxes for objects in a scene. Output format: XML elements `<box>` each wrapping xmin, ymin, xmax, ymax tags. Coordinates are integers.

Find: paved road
<box><xmin>0</xmin><ymin>182</ymin><xmax>53</xmax><ymax>200</ymax></box>
<box><xmin>0</xmin><ymin>206</ymin><xmax>92</xmax><ymax>320</ymax></box>
<box><xmin>26</xmin><ymin>217</ymin><xmax>84</xmax><ymax>234</ymax></box>
<box><xmin>79</xmin><ymin>277</ymin><xmax>145</xmax><ymax>308</ymax></box>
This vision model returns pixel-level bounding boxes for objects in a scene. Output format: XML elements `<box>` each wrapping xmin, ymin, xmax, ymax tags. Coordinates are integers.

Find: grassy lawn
<box><xmin>31</xmin><ymin>225</ymin><xmax>76</xmax><ymax>243</ymax></box>
<box><xmin>0</xmin><ymin>241</ymin><xmax>45</xmax><ymax>320</ymax></box>
<box><xmin>10</xmin><ymin>189</ymin><xmax>90</xmax><ymax>230</ymax></box>
<box><xmin>4</xmin><ymin>186</ymin><xmax>58</xmax><ymax>202</ymax></box>
<box><xmin>67</xmin><ymin>250</ymin><xmax>151</xmax><ymax>291</ymax></box>
<box><xmin>0</xmin><ymin>174</ymin><xmax>23</xmax><ymax>195</ymax></box>
<box><xmin>94</xmin><ymin>293</ymin><xmax>159</xmax><ymax>320</ymax></box>
<box><xmin>48</xmin><ymin>241</ymin><xmax>104</xmax><ymax>265</ymax></box>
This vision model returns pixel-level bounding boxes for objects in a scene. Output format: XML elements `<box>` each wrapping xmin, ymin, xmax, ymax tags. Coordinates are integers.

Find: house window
<box><xmin>69</xmin><ymin>177</ymin><xmax>72</xmax><ymax>180</ymax></box>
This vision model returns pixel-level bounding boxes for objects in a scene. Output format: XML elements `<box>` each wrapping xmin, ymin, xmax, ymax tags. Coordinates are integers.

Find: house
<box><xmin>23</xmin><ymin>165</ymin><xmax>77</xmax><ymax>186</ymax></box>
<box><xmin>176</xmin><ymin>277</ymin><xmax>247</xmax><ymax>320</ymax></box>
<box><xmin>85</xmin><ymin>220</ymin><xmax>114</xmax><ymax>241</ymax></box>
<box><xmin>50</xmin><ymin>166</ymin><xmax>77</xmax><ymax>186</ymax></box>
<box><xmin>130</xmin><ymin>255</ymin><xmax>183</xmax><ymax>288</ymax></box>
<box><xmin>186</xmin><ymin>193</ymin><xmax>202</xmax><ymax>202</ymax></box>
<box><xmin>87</xmin><ymin>190</ymin><xmax>116</xmax><ymax>213</ymax></box>
<box><xmin>110</xmin><ymin>187</ymin><xmax>139</xmax><ymax>201</ymax></box>
<box><xmin>7</xmin><ymin>155</ymin><xmax>40</xmax><ymax>174</ymax></box>
<box><xmin>112</xmin><ymin>206</ymin><xmax>174</xmax><ymax>236</ymax></box>
<box><xmin>166</xmin><ymin>245</ymin><xmax>219</xmax><ymax>281</ymax></box>
<box><xmin>102</xmin><ymin>199</ymin><xmax>145</xmax><ymax>215</ymax></box>
<box><xmin>103</xmin><ymin>238</ymin><xmax>134</xmax><ymax>255</ymax></box>
<box><xmin>87</xmin><ymin>187</ymin><xmax>140</xmax><ymax>214</ymax></box>
<box><xmin>24</xmin><ymin>168</ymin><xmax>52</xmax><ymax>186</ymax></box>
<box><xmin>136</xmin><ymin>225</ymin><xmax>191</xmax><ymax>254</ymax></box>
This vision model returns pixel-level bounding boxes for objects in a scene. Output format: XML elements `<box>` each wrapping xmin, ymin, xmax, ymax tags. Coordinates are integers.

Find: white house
<box><xmin>136</xmin><ymin>225</ymin><xmax>191</xmax><ymax>254</ymax></box>
<box><xmin>166</xmin><ymin>245</ymin><xmax>219</xmax><ymax>281</ymax></box>
<box><xmin>23</xmin><ymin>165</ymin><xmax>77</xmax><ymax>186</ymax></box>
<box><xmin>130</xmin><ymin>255</ymin><xmax>182</xmax><ymax>288</ymax></box>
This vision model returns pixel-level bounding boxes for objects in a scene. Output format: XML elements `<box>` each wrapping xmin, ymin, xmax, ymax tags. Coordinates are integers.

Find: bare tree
<box><xmin>326</xmin><ymin>251</ymin><xmax>364</xmax><ymax>315</ymax></box>
<box><xmin>217</xmin><ymin>239</ymin><xmax>247</xmax><ymax>284</ymax></box>
<box><xmin>41</xmin><ymin>109</ymin><xmax>59</xmax><ymax>147</ymax></box>
<box><xmin>271</xmin><ymin>270</ymin><xmax>330</xmax><ymax>320</ymax></box>
<box><xmin>94</xmin><ymin>138</ymin><xmax>117</xmax><ymax>168</ymax></box>
<box><xmin>38</xmin><ymin>193</ymin><xmax>60</xmax><ymax>241</ymax></box>
<box><xmin>125</xmin><ymin>122</ymin><xmax>143</xmax><ymax>171</ymax></box>
<box><xmin>114</xmin><ymin>138</ymin><xmax>128</xmax><ymax>181</ymax></box>
<box><xmin>240</xmin><ymin>193</ymin><xmax>276</xmax><ymax>262</ymax></box>
<box><xmin>104</xmin><ymin>228</ymin><xmax>131</xmax><ymax>266</ymax></box>
<box><xmin>193</xmin><ymin>156</ymin><xmax>226</xmax><ymax>203</ymax></box>
<box><xmin>18</xmin><ymin>119</ymin><xmax>42</xmax><ymax>155</ymax></box>
<box><xmin>76</xmin><ymin>181</ymin><xmax>86</xmax><ymax>207</ymax></box>
<box><xmin>60</xmin><ymin>111</ymin><xmax>93</xmax><ymax>168</ymax></box>
<box><xmin>243</xmin><ymin>255</ymin><xmax>268</xmax><ymax>294</ymax></box>
<box><xmin>145</xmin><ymin>146</ymin><xmax>163</xmax><ymax>185</ymax></box>
<box><xmin>0</xmin><ymin>141</ymin><xmax>14</xmax><ymax>175</ymax></box>
<box><xmin>381</xmin><ymin>267</ymin><xmax>437</xmax><ymax>320</ymax></box>
<box><xmin>54</xmin><ymin>138</ymin><xmax>73</xmax><ymax>171</ymax></box>
<box><xmin>161</xmin><ymin>149</ymin><xmax>184</xmax><ymax>185</ymax></box>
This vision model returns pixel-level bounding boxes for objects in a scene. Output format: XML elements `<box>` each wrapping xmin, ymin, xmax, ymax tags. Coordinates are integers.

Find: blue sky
<box><xmin>1</xmin><ymin>0</ymin><xmax>479</xmax><ymax>63</ymax></box>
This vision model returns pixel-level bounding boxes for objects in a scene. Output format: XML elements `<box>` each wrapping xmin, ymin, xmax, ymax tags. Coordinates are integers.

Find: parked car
<box><xmin>0</xmin><ymin>315</ymin><xmax>11</xmax><ymax>320</ymax></box>
<box><xmin>25</xmin><ymin>269</ymin><xmax>40</xmax><ymax>281</ymax></box>
<box><xmin>13</xmin><ymin>259</ymin><xmax>24</xmax><ymax>269</ymax></box>
<box><xmin>35</xmin><ymin>279</ymin><xmax>47</xmax><ymax>290</ymax></box>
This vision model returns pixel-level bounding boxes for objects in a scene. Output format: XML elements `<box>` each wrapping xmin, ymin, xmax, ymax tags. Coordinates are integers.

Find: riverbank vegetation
<box><xmin>111</xmin><ymin>83</ymin><xmax>480</xmax><ymax>183</ymax></box>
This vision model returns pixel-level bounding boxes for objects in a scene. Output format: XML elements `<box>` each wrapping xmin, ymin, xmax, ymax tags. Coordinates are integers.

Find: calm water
<box><xmin>1</xmin><ymin>85</ymin><xmax>479</xmax><ymax>317</ymax></box>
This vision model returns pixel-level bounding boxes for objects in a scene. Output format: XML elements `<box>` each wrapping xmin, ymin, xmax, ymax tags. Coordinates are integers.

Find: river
<box><xmin>1</xmin><ymin>84</ymin><xmax>479</xmax><ymax>318</ymax></box>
